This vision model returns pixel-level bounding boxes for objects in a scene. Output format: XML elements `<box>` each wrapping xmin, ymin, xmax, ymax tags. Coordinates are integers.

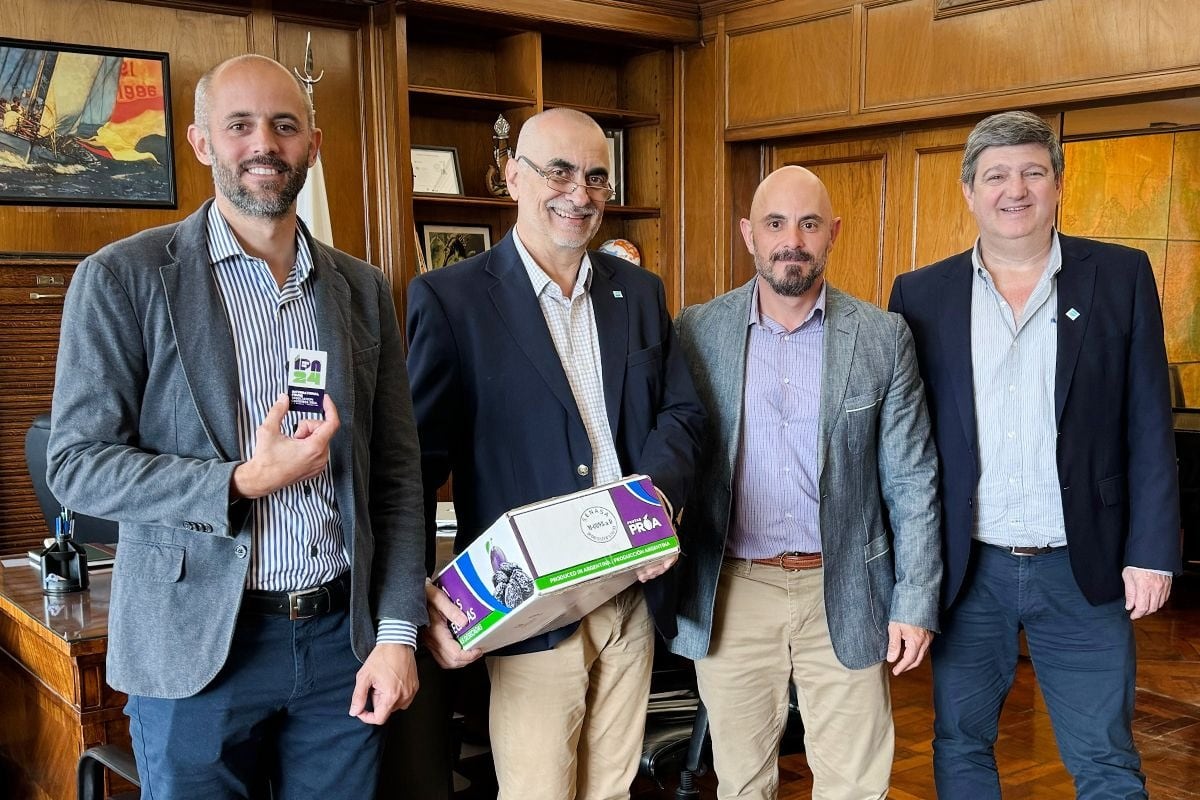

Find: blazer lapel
<box><xmin>939</xmin><ymin>256</ymin><xmax>978</xmax><ymax>452</ymax></box>
<box><xmin>160</xmin><ymin>202</ymin><xmax>241</xmax><ymax>462</ymax></box>
<box><xmin>1055</xmin><ymin>236</ymin><xmax>1097</xmax><ymax>424</ymax></box>
<box><xmin>309</xmin><ymin>241</ymin><xmax>354</xmax><ymax>481</ymax></box>
<box><xmin>717</xmin><ymin>282</ymin><xmax>754</xmax><ymax>474</ymax></box>
<box><xmin>819</xmin><ymin>287</ymin><xmax>858</xmax><ymax>475</ymax></box>
<box><xmin>486</xmin><ymin>235</ymin><xmax>582</xmax><ymax>421</ymax></box>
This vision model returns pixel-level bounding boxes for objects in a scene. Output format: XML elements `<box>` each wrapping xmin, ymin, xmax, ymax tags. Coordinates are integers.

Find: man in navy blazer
<box><xmin>406</xmin><ymin>108</ymin><xmax>704</xmax><ymax>799</ymax></box>
<box><xmin>889</xmin><ymin>111</ymin><xmax>1181</xmax><ymax>799</ymax></box>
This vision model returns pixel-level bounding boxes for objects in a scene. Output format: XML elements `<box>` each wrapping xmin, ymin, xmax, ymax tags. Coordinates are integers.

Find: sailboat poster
<box><xmin>0</xmin><ymin>38</ymin><xmax>175</xmax><ymax>208</ymax></box>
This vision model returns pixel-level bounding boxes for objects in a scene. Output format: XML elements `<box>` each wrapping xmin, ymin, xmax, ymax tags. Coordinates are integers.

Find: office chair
<box><xmin>24</xmin><ymin>412</ymin><xmax>119</xmax><ymax>543</ymax></box>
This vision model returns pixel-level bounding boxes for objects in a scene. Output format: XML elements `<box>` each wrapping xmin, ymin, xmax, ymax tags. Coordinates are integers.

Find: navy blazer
<box><xmin>406</xmin><ymin>232</ymin><xmax>705</xmax><ymax>654</ymax></box>
<box><xmin>889</xmin><ymin>234</ymin><xmax>1181</xmax><ymax>608</ymax></box>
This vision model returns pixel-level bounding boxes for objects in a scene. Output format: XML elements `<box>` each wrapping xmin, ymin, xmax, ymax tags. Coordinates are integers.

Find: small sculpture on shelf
<box><xmin>486</xmin><ymin>114</ymin><xmax>512</xmax><ymax>198</ymax></box>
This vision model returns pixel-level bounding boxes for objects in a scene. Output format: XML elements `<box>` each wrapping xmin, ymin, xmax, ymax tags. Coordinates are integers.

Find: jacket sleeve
<box><xmin>878</xmin><ymin>314</ymin><xmax>943</xmax><ymax>631</ymax></box>
<box><xmin>47</xmin><ymin>255</ymin><xmax>240</xmax><ymax>535</ymax></box>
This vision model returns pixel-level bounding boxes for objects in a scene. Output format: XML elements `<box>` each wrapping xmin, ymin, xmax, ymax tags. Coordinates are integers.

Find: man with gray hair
<box><xmin>890</xmin><ymin>110</ymin><xmax>1180</xmax><ymax>798</ymax></box>
<box><xmin>48</xmin><ymin>54</ymin><xmax>427</xmax><ymax>797</ymax></box>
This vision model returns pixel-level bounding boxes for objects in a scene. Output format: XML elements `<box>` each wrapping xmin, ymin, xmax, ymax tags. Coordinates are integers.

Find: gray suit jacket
<box><xmin>668</xmin><ymin>279</ymin><xmax>942</xmax><ymax>669</ymax></box>
<box><xmin>47</xmin><ymin>200</ymin><xmax>427</xmax><ymax>698</ymax></box>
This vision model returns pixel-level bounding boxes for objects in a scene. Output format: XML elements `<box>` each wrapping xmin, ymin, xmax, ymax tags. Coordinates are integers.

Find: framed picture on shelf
<box><xmin>0</xmin><ymin>37</ymin><xmax>176</xmax><ymax>208</ymax></box>
<box><xmin>603</xmin><ymin>128</ymin><xmax>625</xmax><ymax>206</ymax></box>
<box><xmin>411</xmin><ymin>145</ymin><xmax>463</xmax><ymax>195</ymax></box>
<box><xmin>420</xmin><ymin>222</ymin><xmax>491</xmax><ymax>271</ymax></box>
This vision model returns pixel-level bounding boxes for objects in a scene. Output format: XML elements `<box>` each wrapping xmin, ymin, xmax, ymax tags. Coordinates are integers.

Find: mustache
<box><xmin>240</xmin><ymin>156</ymin><xmax>291</xmax><ymax>173</ymax></box>
<box><xmin>549</xmin><ymin>201</ymin><xmax>599</xmax><ymax>217</ymax></box>
<box><xmin>771</xmin><ymin>247</ymin><xmax>815</xmax><ymax>264</ymax></box>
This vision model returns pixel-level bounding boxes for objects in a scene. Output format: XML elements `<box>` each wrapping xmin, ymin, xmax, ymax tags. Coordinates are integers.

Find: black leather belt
<box><xmin>997</xmin><ymin>544</ymin><xmax>1066</xmax><ymax>557</ymax></box>
<box><xmin>242</xmin><ymin>574</ymin><xmax>349</xmax><ymax>620</ymax></box>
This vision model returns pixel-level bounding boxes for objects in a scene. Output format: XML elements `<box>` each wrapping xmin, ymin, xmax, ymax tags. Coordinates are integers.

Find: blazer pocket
<box><xmin>844</xmin><ymin>390</ymin><xmax>882</xmax><ymax>454</ymax></box>
<box><xmin>863</xmin><ymin>534</ymin><xmax>894</xmax><ymax>634</ymax></box>
<box><xmin>1098</xmin><ymin>474</ymin><xmax>1126</xmax><ymax>507</ymax></box>
<box><xmin>628</xmin><ymin>342</ymin><xmax>663</xmax><ymax>368</ymax></box>
<box><xmin>119</xmin><ymin>539</ymin><xmax>184</xmax><ymax>583</ymax></box>
<box><xmin>353</xmin><ymin>343</ymin><xmax>381</xmax><ymax>366</ymax></box>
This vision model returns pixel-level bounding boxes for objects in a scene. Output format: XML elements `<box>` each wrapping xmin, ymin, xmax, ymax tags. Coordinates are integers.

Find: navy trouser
<box><xmin>932</xmin><ymin>543</ymin><xmax>1145</xmax><ymax>800</ymax></box>
<box><xmin>126</xmin><ymin>607</ymin><xmax>381</xmax><ymax>800</ymax></box>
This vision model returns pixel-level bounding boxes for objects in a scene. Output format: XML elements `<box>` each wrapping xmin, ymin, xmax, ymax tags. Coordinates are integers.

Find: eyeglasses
<box><xmin>516</xmin><ymin>155</ymin><xmax>616</xmax><ymax>202</ymax></box>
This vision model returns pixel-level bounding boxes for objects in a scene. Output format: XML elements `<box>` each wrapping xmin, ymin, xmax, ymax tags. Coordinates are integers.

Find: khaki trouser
<box><xmin>486</xmin><ymin>585</ymin><xmax>653</xmax><ymax>800</ymax></box>
<box><xmin>695</xmin><ymin>560</ymin><xmax>894</xmax><ymax>800</ymax></box>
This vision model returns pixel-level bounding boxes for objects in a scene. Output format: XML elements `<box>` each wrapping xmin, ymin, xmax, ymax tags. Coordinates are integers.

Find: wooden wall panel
<box><xmin>1061</xmin><ymin>135</ymin><xmax>1173</xmax><ymax>240</ymax></box>
<box><xmin>680</xmin><ymin>36</ymin><xmax>725</xmax><ymax>307</ymax></box>
<box><xmin>726</xmin><ymin>11</ymin><xmax>853</xmax><ymax>128</ymax></box>
<box><xmin>1163</xmin><ymin>241</ymin><xmax>1200</xmax><ymax>363</ymax></box>
<box><xmin>906</xmin><ymin>129</ymin><xmax>977</xmax><ymax>274</ymax></box>
<box><xmin>863</xmin><ymin>0</ymin><xmax>1200</xmax><ymax>111</ymax></box>
<box><xmin>1169</xmin><ymin>131</ymin><xmax>1200</xmax><ymax>242</ymax></box>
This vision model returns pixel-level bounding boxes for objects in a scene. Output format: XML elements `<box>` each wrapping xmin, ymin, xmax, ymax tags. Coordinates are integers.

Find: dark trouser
<box><xmin>932</xmin><ymin>543</ymin><xmax>1144</xmax><ymax>800</ymax></box>
<box><xmin>126</xmin><ymin>607</ymin><xmax>381</xmax><ymax>800</ymax></box>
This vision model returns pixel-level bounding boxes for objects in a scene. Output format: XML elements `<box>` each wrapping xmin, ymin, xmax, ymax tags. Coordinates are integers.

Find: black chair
<box><xmin>77</xmin><ymin>745</ymin><xmax>139</xmax><ymax>800</ymax></box>
<box><xmin>24</xmin><ymin>412</ymin><xmax>119</xmax><ymax>544</ymax></box>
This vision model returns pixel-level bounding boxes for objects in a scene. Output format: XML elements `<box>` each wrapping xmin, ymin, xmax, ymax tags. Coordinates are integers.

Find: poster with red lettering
<box><xmin>0</xmin><ymin>38</ymin><xmax>175</xmax><ymax>208</ymax></box>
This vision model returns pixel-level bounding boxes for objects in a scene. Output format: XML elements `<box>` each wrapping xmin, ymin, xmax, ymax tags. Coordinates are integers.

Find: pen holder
<box><xmin>42</xmin><ymin>514</ymin><xmax>89</xmax><ymax>594</ymax></box>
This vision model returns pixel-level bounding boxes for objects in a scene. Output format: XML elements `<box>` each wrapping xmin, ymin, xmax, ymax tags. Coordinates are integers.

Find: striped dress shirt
<box><xmin>727</xmin><ymin>280</ymin><xmax>826</xmax><ymax>558</ymax></box>
<box><xmin>970</xmin><ymin>234</ymin><xmax>1067</xmax><ymax>549</ymax></box>
<box><xmin>513</xmin><ymin>230</ymin><xmax>622</xmax><ymax>486</ymax></box>
<box><xmin>207</xmin><ymin>205</ymin><xmax>414</xmax><ymax>646</ymax></box>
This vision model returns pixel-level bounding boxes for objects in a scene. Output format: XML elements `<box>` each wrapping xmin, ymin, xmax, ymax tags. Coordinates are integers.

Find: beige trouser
<box><xmin>486</xmin><ymin>585</ymin><xmax>654</xmax><ymax>800</ymax></box>
<box><xmin>694</xmin><ymin>560</ymin><xmax>894</xmax><ymax>800</ymax></box>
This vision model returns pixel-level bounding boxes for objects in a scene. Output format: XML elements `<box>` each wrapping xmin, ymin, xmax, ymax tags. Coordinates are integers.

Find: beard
<box><xmin>755</xmin><ymin>245</ymin><xmax>827</xmax><ymax>297</ymax></box>
<box><xmin>546</xmin><ymin>200</ymin><xmax>601</xmax><ymax>249</ymax></box>
<box><xmin>211</xmin><ymin>152</ymin><xmax>308</xmax><ymax>219</ymax></box>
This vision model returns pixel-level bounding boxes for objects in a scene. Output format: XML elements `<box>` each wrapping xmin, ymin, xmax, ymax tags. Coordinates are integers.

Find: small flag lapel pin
<box><xmin>613</xmin><ymin>290</ymin><xmax>624</xmax><ymax>298</ymax></box>
<box><xmin>1065</xmin><ymin>308</ymin><xmax>1080</xmax><ymax>321</ymax></box>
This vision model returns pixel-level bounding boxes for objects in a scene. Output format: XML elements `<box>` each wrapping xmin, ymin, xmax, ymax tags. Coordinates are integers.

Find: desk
<box><xmin>0</xmin><ymin>564</ymin><xmax>130</xmax><ymax>800</ymax></box>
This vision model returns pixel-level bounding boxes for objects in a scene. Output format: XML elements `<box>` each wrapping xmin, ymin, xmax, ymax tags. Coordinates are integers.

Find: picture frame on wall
<box><xmin>420</xmin><ymin>222</ymin><xmax>491</xmax><ymax>271</ymax></box>
<box><xmin>0</xmin><ymin>37</ymin><xmax>176</xmax><ymax>208</ymax></box>
<box><xmin>411</xmin><ymin>145</ymin><xmax>463</xmax><ymax>195</ymax></box>
<box><xmin>604</xmin><ymin>128</ymin><xmax>625</xmax><ymax>206</ymax></box>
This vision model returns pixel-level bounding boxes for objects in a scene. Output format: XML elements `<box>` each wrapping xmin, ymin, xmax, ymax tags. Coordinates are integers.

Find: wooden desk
<box><xmin>0</xmin><ymin>564</ymin><xmax>130</xmax><ymax>800</ymax></box>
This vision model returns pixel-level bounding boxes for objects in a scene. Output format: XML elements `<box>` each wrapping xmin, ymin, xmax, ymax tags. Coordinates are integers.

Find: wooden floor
<box><xmin>635</xmin><ymin>578</ymin><xmax>1200</xmax><ymax>799</ymax></box>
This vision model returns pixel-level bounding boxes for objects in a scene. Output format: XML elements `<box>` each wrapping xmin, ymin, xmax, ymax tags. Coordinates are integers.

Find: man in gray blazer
<box><xmin>47</xmin><ymin>55</ymin><xmax>426</xmax><ymax>799</ymax></box>
<box><xmin>669</xmin><ymin>166</ymin><xmax>942</xmax><ymax>799</ymax></box>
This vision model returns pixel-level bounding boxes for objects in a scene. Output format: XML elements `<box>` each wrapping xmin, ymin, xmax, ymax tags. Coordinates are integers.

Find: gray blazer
<box><xmin>669</xmin><ymin>280</ymin><xmax>942</xmax><ymax>670</ymax></box>
<box><xmin>47</xmin><ymin>201</ymin><xmax>428</xmax><ymax>698</ymax></box>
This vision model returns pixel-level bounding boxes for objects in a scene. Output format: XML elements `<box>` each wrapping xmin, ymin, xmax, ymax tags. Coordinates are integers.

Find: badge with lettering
<box><xmin>287</xmin><ymin>348</ymin><xmax>327</xmax><ymax>414</ymax></box>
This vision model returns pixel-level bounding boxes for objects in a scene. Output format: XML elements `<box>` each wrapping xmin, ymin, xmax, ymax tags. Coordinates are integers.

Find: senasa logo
<box><xmin>580</xmin><ymin>507</ymin><xmax>618</xmax><ymax>543</ymax></box>
<box><xmin>627</xmin><ymin>514</ymin><xmax>663</xmax><ymax>534</ymax></box>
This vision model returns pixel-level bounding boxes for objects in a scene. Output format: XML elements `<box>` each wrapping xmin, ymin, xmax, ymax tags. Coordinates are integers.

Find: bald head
<box><xmin>194</xmin><ymin>54</ymin><xmax>313</xmax><ymax>132</ymax></box>
<box><xmin>740</xmin><ymin>165</ymin><xmax>840</xmax><ymax>299</ymax></box>
<box><xmin>514</xmin><ymin>108</ymin><xmax>607</xmax><ymax>161</ymax></box>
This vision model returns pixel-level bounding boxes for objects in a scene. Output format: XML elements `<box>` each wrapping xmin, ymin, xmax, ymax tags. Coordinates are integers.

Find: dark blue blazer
<box><xmin>889</xmin><ymin>234</ymin><xmax>1181</xmax><ymax>608</ymax></box>
<box><xmin>406</xmin><ymin>232</ymin><xmax>705</xmax><ymax>653</ymax></box>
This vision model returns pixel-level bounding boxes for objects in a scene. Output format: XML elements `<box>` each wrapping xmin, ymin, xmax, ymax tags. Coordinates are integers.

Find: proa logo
<box><xmin>580</xmin><ymin>506</ymin><xmax>618</xmax><ymax>543</ymax></box>
<box><xmin>292</xmin><ymin>356</ymin><xmax>323</xmax><ymax>386</ymax></box>
<box><xmin>627</xmin><ymin>514</ymin><xmax>663</xmax><ymax>534</ymax></box>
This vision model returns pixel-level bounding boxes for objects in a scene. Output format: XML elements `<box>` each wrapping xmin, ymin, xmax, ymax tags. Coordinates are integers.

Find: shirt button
<box><xmin>1007</xmin><ymin>431</ymin><xmax>1015</xmax><ymax>439</ymax></box>
<box><xmin>1008</xmin><ymin>385</ymin><xmax>1016</xmax><ymax>392</ymax></box>
<box><xmin>310</xmin><ymin>545</ymin><xmax>319</xmax><ymax>557</ymax></box>
<box><xmin>304</xmin><ymin>485</ymin><xmax>312</xmax><ymax>497</ymax></box>
<box><xmin>576</xmin><ymin>464</ymin><xmax>590</xmax><ymax>477</ymax></box>
<box><xmin>234</xmin><ymin>544</ymin><xmax>248</xmax><ymax>558</ymax></box>
<box><xmin>783</xmin><ymin>378</ymin><xmax>791</xmax><ymax>385</ymax></box>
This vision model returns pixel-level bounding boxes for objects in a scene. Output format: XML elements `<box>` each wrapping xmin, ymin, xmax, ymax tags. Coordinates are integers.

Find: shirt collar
<box><xmin>747</xmin><ymin>277</ymin><xmax>827</xmax><ymax>333</ymax></box>
<box><xmin>513</xmin><ymin>228</ymin><xmax>592</xmax><ymax>299</ymax></box>
<box><xmin>971</xmin><ymin>229</ymin><xmax>1062</xmax><ymax>289</ymax></box>
<box><xmin>205</xmin><ymin>203</ymin><xmax>314</xmax><ymax>284</ymax></box>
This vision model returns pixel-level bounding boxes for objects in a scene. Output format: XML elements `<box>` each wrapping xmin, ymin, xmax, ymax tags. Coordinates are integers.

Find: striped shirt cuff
<box><xmin>376</xmin><ymin>618</ymin><xmax>418</xmax><ymax>649</ymax></box>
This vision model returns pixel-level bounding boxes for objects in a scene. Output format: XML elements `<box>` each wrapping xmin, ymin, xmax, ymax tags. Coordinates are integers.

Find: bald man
<box><xmin>48</xmin><ymin>55</ymin><xmax>427</xmax><ymax>798</ymax></box>
<box><xmin>406</xmin><ymin>108</ymin><xmax>704</xmax><ymax>798</ymax></box>
<box><xmin>667</xmin><ymin>166</ymin><xmax>942</xmax><ymax>799</ymax></box>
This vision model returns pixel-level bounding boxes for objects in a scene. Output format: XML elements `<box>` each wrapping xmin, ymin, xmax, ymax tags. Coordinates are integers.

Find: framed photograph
<box><xmin>0</xmin><ymin>38</ymin><xmax>176</xmax><ymax>208</ymax></box>
<box><xmin>420</xmin><ymin>222</ymin><xmax>491</xmax><ymax>271</ymax></box>
<box><xmin>411</xmin><ymin>145</ymin><xmax>463</xmax><ymax>195</ymax></box>
<box><xmin>604</xmin><ymin>128</ymin><xmax>625</xmax><ymax>205</ymax></box>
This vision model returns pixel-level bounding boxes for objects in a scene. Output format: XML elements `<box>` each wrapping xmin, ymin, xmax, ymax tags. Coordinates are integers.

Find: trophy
<box><xmin>485</xmin><ymin>114</ymin><xmax>512</xmax><ymax>198</ymax></box>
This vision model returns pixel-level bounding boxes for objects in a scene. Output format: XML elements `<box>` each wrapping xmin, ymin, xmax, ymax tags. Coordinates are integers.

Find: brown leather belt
<box><xmin>751</xmin><ymin>552</ymin><xmax>823</xmax><ymax>571</ymax></box>
<box><xmin>242</xmin><ymin>574</ymin><xmax>349</xmax><ymax>620</ymax></box>
<box><xmin>1001</xmin><ymin>545</ymin><xmax>1065</xmax><ymax>557</ymax></box>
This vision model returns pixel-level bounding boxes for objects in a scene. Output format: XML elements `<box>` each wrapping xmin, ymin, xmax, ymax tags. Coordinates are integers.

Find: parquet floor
<box><xmin>636</xmin><ymin>578</ymin><xmax>1200</xmax><ymax>799</ymax></box>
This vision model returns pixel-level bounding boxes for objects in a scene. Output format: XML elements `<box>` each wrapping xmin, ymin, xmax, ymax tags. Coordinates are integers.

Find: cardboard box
<box><xmin>434</xmin><ymin>474</ymin><xmax>678</xmax><ymax>652</ymax></box>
